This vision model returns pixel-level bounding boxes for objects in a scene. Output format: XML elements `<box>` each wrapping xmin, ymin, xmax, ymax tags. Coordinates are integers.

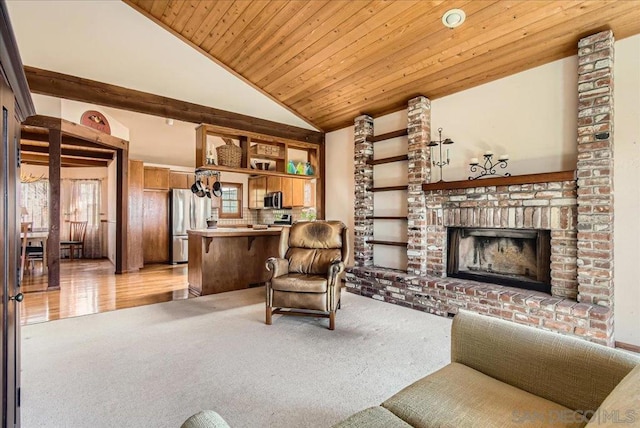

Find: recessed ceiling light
<box><xmin>442</xmin><ymin>9</ymin><xmax>466</xmax><ymax>29</ymax></box>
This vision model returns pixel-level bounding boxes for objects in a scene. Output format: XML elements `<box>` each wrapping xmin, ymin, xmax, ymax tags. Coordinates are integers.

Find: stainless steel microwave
<box><xmin>264</xmin><ymin>191</ymin><xmax>282</xmax><ymax>209</ymax></box>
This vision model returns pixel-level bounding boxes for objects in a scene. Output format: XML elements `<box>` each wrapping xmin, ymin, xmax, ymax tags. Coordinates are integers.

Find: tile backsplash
<box><xmin>209</xmin><ymin>208</ymin><xmax>303</xmax><ymax>226</ymax></box>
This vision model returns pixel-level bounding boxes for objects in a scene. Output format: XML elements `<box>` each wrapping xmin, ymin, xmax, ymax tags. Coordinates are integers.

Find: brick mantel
<box><xmin>422</xmin><ymin>171</ymin><xmax>576</xmax><ymax>191</ymax></box>
<box><xmin>348</xmin><ymin>31</ymin><xmax>615</xmax><ymax>346</ymax></box>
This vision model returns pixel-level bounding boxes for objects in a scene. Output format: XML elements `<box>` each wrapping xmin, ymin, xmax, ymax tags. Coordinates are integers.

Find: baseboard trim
<box><xmin>615</xmin><ymin>341</ymin><xmax>640</xmax><ymax>353</ymax></box>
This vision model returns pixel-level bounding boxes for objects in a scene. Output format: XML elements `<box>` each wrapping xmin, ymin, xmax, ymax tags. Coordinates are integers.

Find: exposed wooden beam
<box><xmin>20</xmin><ymin>144</ymin><xmax>115</xmax><ymax>160</ymax></box>
<box><xmin>22</xmin><ymin>130</ymin><xmax>117</xmax><ymax>150</ymax></box>
<box><xmin>47</xmin><ymin>129</ymin><xmax>61</xmax><ymax>289</ymax></box>
<box><xmin>115</xmin><ymin>148</ymin><xmax>129</xmax><ymax>274</ymax></box>
<box><xmin>24</xmin><ymin>66</ymin><xmax>324</xmax><ymax>144</ymax></box>
<box><xmin>22</xmin><ymin>115</ymin><xmax>129</xmax><ymax>150</ymax></box>
<box><xmin>21</xmin><ymin>153</ymin><xmax>109</xmax><ymax>168</ymax></box>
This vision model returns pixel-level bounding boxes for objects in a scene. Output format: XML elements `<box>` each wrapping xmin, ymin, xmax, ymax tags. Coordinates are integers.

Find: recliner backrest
<box><xmin>285</xmin><ymin>221</ymin><xmax>346</xmax><ymax>275</ymax></box>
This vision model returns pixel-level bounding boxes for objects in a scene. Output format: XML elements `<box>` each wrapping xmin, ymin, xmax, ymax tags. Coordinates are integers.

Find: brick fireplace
<box><xmin>346</xmin><ymin>31</ymin><xmax>616</xmax><ymax>346</ymax></box>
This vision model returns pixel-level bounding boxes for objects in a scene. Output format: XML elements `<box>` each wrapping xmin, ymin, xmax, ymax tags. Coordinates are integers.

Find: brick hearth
<box><xmin>347</xmin><ymin>30</ymin><xmax>616</xmax><ymax>346</ymax></box>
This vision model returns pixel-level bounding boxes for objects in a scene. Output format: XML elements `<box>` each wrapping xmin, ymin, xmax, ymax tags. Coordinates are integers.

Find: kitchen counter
<box><xmin>187</xmin><ymin>227</ymin><xmax>282</xmax><ymax>296</ymax></box>
<box><xmin>187</xmin><ymin>227</ymin><xmax>282</xmax><ymax>238</ymax></box>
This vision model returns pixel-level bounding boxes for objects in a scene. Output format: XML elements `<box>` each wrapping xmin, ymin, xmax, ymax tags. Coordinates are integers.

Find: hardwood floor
<box><xmin>20</xmin><ymin>259</ymin><xmax>189</xmax><ymax>325</ymax></box>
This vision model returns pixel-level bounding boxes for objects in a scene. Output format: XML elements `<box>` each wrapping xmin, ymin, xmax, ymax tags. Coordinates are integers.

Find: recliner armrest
<box><xmin>328</xmin><ymin>260</ymin><xmax>345</xmax><ymax>283</ymax></box>
<box><xmin>266</xmin><ymin>257</ymin><xmax>289</xmax><ymax>279</ymax></box>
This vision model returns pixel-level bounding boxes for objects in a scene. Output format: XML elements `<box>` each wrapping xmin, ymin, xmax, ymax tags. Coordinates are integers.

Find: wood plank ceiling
<box><xmin>125</xmin><ymin>0</ymin><xmax>640</xmax><ymax>132</ymax></box>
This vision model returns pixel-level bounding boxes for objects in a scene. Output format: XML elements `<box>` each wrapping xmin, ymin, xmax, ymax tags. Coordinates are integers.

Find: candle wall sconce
<box><xmin>468</xmin><ymin>151</ymin><xmax>510</xmax><ymax>180</ymax></box>
<box><xmin>428</xmin><ymin>127</ymin><xmax>454</xmax><ymax>182</ymax></box>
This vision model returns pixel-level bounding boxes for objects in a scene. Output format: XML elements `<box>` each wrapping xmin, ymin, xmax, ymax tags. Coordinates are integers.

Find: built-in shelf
<box><xmin>367</xmin><ymin>155</ymin><xmax>408</xmax><ymax>166</ymax></box>
<box><xmin>370</xmin><ymin>240</ymin><xmax>408</xmax><ymax>247</ymax></box>
<box><xmin>371</xmin><ymin>185</ymin><xmax>408</xmax><ymax>192</ymax></box>
<box><xmin>366</xmin><ymin>216</ymin><xmax>408</xmax><ymax>220</ymax></box>
<box><xmin>197</xmin><ymin>164</ymin><xmax>317</xmax><ymax>180</ymax></box>
<box><xmin>367</xmin><ymin>129</ymin><xmax>408</xmax><ymax>143</ymax></box>
<box><xmin>422</xmin><ymin>171</ymin><xmax>576</xmax><ymax>191</ymax></box>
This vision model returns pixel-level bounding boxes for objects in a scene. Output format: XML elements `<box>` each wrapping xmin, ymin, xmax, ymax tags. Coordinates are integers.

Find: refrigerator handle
<box><xmin>189</xmin><ymin>195</ymin><xmax>195</xmax><ymax>230</ymax></box>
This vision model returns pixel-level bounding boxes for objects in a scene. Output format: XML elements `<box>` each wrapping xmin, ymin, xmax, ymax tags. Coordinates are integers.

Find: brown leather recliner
<box><xmin>265</xmin><ymin>221</ymin><xmax>350</xmax><ymax>330</ymax></box>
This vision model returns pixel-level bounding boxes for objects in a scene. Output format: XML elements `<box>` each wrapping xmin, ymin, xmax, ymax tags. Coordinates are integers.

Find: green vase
<box><xmin>287</xmin><ymin>160</ymin><xmax>296</xmax><ymax>174</ymax></box>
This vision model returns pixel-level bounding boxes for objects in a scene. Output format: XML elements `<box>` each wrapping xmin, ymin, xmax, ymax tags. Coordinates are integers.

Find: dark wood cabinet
<box><xmin>143</xmin><ymin>190</ymin><xmax>169</xmax><ymax>263</ymax></box>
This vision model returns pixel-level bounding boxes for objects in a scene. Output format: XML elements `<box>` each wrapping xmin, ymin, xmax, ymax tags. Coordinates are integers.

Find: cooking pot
<box><xmin>190</xmin><ymin>180</ymin><xmax>206</xmax><ymax>198</ymax></box>
<box><xmin>212</xmin><ymin>181</ymin><xmax>222</xmax><ymax>198</ymax></box>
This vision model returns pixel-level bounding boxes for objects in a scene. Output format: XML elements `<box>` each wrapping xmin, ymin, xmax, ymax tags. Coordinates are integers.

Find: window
<box><xmin>219</xmin><ymin>182</ymin><xmax>242</xmax><ymax>219</ymax></box>
<box><xmin>21</xmin><ymin>180</ymin><xmax>49</xmax><ymax>230</ymax></box>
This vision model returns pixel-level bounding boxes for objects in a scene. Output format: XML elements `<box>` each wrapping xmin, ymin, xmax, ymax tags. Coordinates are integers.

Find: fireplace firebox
<box><xmin>447</xmin><ymin>228</ymin><xmax>551</xmax><ymax>293</ymax></box>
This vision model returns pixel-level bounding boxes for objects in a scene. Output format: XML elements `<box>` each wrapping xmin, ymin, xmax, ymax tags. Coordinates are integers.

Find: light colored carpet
<box><xmin>22</xmin><ymin>288</ymin><xmax>452</xmax><ymax>428</ymax></box>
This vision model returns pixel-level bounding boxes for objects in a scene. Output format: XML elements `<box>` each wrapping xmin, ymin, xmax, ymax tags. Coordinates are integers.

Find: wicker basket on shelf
<box><xmin>216</xmin><ymin>141</ymin><xmax>242</xmax><ymax>168</ymax></box>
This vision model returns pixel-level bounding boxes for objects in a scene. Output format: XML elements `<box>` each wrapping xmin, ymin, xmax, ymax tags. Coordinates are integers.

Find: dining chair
<box><xmin>60</xmin><ymin>221</ymin><xmax>88</xmax><ymax>260</ymax></box>
<box><xmin>20</xmin><ymin>222</ymin><xmax>31</xmax><ymax>282</ymax></box>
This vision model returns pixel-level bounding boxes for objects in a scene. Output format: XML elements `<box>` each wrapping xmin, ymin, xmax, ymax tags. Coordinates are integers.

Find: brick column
<box><xmin>575</xmin><ymin>30</ymin><xmax>614</xmax><ymax>308</ymax></box>
<box><xmin>407</xmin><ymin>96</ymin><xmax>431</xmax><ymax>276</ymax></box>
<box><xmin>354</xmin><ymin>115</ymin><xmax>374</xmax><ymax>267</ymax></box>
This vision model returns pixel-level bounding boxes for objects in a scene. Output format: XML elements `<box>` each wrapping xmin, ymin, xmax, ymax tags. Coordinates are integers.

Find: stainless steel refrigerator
<box><xmin>170</xmin><ymin>189</ymin><xmax>211</xmax><ymax>264</ymax></box>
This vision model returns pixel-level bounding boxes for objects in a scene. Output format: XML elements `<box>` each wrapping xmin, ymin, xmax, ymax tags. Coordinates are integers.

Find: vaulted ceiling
<box><xmin>125</xmin><ymin>0</ymin><xmax>640</xmax><ymax>132</ymax></box>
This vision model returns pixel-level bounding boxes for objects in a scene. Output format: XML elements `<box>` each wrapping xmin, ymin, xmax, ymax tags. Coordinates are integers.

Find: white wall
<box><xmin>613</xmin><ymin>35</ymin><xmax>640</xmax><ymax>346</ymax></box>
<box><xmin>430</xmin><ymin>56</ymin><xmax>578</xmax><ymax>181</ymax></box>
<box><xmin>325</xmin><ymin>35</ymin><xmax>640</xmax><ymax>346</ymax></box>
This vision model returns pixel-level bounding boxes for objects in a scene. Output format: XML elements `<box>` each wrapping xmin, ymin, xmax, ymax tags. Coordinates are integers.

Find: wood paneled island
<box><xmin>187</xmin><ymin>228</ymin><xmax>282</xmax><ymax>296</ymax></box>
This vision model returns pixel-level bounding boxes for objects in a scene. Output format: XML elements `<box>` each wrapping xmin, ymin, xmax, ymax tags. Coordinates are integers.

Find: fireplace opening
<box><xmin>447</xmin><ymin>228</ymin><xmax>551</xmax><ymax>293</ymax></box>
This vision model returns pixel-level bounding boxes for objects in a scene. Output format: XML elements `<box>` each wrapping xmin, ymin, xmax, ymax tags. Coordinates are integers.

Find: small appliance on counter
<box><xmin>274</xmin><ymin>213</ymin><xmax>292</xmax><ymax>225</ymax></box>
<box><xmin>264</xmin><ymin>191</ymin><xmax>282</xmax><ymax>209</ymax></box>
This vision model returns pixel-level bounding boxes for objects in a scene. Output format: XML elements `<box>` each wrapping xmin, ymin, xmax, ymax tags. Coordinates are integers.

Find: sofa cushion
<box><xmin>332</xmin><ymin>406</ymin><xmax>412</xmax><ymax>428</ymax></box>
<box><xmin>585</xmin><ymin>363</ymin><xmax>640</xmax><ymax>427</ymax></box>
<box><xmin>272</xmin><ymin>273</ymin><xmax>327</xmax><ymax>293</ymax></box>
<box><xmin>382</xmin><ymin>363</ymin><xmax>586</xmax><ymax>428</ymax></box>
<box><xmin>451</xmin><ymin>311</ymin><xmax>640</xmax><ymax>412</ymax></box>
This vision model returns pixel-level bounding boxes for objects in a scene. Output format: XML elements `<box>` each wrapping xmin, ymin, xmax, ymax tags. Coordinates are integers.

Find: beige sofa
<box><xmin>335</xmin><ymin>310</ymin><xmax>640</xmax><ymax>428</ymax></box>
<box><xmin>182</xmin><ymin>311</ymin><xmax>640</xmax><ymax>428</ymax></box>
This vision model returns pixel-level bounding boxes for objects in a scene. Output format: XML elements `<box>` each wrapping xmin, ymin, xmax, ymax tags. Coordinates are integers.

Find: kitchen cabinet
<box><xmin>169</xmin><ymin>171</ymin><xmax>195</xmax><ymax>189</ymax></box>
<box><xmin>280</xmin><ymin>177</ymin><xmax>315</xmax><ymax>208</ymax></box>
<box><xmin>291</xmin><ymin>177</ymin><xmax>305</xmax><ymax>207</ymax></box>
<box><xmin>266</xmin><ymin>176</ymin><xmax>281</xmax><ymax>193</ymax></box>
<box><xmin>144</xmin><ymin>167</ymin><xmax>170</xmax><ymax>190</ymax></box>
<box><xmin>248</xmin><ymin>176</ymin><xmax>266</xmax><ymax>209</ymax></box>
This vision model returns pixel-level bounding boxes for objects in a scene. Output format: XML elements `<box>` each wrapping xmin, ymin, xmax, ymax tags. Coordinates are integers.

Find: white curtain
<box><xmin>20</xmin><ymin>180</ymin><xmax>49</xmax><ymax>230</ymax></box>
<box><xmin>61</xmin><ymin>179</ymin><xmax>102</xmax><ymax>259</ymax></box>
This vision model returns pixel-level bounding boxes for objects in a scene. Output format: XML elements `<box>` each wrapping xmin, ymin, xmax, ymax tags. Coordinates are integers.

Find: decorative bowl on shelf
<box><xmin>251</xmin><ymin>160</ymin><xmax>272</xmax><ymax>170</ymax></box>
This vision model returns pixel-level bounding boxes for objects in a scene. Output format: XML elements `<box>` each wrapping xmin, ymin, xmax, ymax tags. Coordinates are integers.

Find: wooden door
<box><xmin>1</xmin><ymin>77</ymin><xmax>21</xmax><ymax>427</ymax></box>
<box><xmin>143</xmin><ymin>190</ymin><xmax>169</xmax><ymax>263</ymax></box>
